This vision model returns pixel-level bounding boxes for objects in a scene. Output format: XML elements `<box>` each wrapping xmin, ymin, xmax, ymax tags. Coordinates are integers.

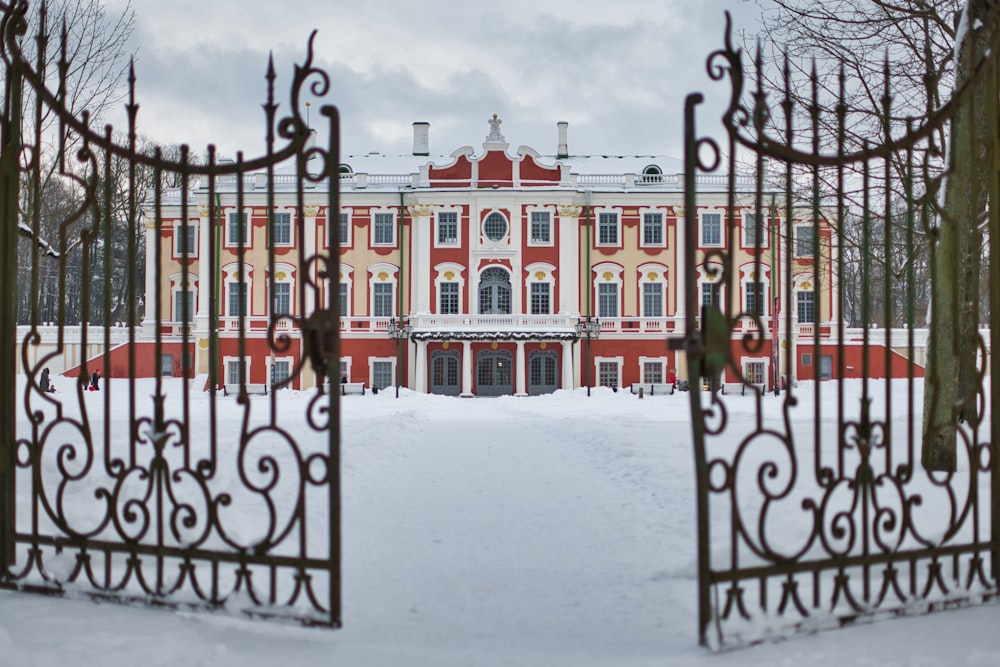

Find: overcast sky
<box><xmin>101</xmin><ymin>1</ymin><xmax>765</xmax><ymax>166</ymax></box>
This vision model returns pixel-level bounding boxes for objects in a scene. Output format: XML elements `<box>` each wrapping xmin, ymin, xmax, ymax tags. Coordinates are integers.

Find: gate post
<box><xmin>0</xmin><ymin>50</ymin><xmax>22</xmax><ymax>576</ymax></box>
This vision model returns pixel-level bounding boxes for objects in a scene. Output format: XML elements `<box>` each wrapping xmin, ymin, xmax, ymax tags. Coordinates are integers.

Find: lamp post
<box><xmin>387</xmin><ymin>317</ymin><xmax>412</xmax><ymax>398</ymax></box>
<box><xmin>575</xmin><ymin>316</ymin><xmax>601</xmax><ymax>396</ymax></box>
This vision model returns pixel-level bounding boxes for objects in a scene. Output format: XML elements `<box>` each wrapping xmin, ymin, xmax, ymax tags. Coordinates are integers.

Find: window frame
<box><xmin>745</xmin><ymin>280</ymin><xmax>765</xmax><ymax>317</ymax></box>
<box><xmin>271</xmin><ymin>211</ymin><xmax>292</xmax><ymax>247</ymax></box>
<box><xmin>372</xmin><ymin>211</ymin><xmax>396</xmax><ymax>247</ymax></box>
<box><xmin>797</xmin><ymin>290</ymin><xmax>816</xmax><ymax>323</ymax></box>
<box><xmin>372</xmin><ymin>282</ymin><xmax>394</xmax><ymax>318</ymax></box>
<box><xmin>596</xmin><ymin>211</ymin><xmax>620</xmax><ymax>247</ymax></box>
<box><xmin>641</xmin><ymin>211</ymin><xmax>665</xmax><ymax>248</ymax></box>
<box><xmin>795</xmin><ymin>225</ymin><xmax>814</xmax><ymax>258</ymax></box>
<box><xmin>173</xmin><ymin>289</ymin><xmax>194</xmax><ymax>323</ymax></box>
<box><xmin>227</xmin><ymin>280</ymin><xmax>248</xmax><ymax>317</ymax></box>
<box><xmin>597</xmin><ymin>282</ymin><xmax>619</xmax><ymax>318</ymax></box>
<box><xmin>483</xmin><ymin>211</ymin><xmax>508</xmax><ymax>243</ymax></box>
<box><xmin>272</xmin><ymin>281</ymin><xmax>291</xmax><ymax>316</ymax></box>
<box><xmin>528</xmin><ymin>210</ymin><xmax>553</xmax><ymax>246</ymax></box>
<box><xmin>743</xmin><ymin>212</ymin><xmax>767</xmax><ymax>249</ymax></box>
<box><xmin>225</xmin><ymin>211</ymin><xmax>250</xmax><ymax>248</ymax></box>
<box><xmin>529</xmin><ymin>281</ymin><xmax>551</xmax><ymax>315</ymax></box>
<box><xmin>700</xmin><ymin>212</ymin><xmax>723</xmax><ymax>247</ymax></box>
<box><xmin>174</xmin><ymin>222</ymin><xmax>198</xmax><ymax>257</ymax></box>
<box><xmin>338</xmin><ymin>211</ymin><xmax>352</xmax><ymax>247</ymax></box>
<box><xmin>435</xmin><ymin>210</ymin><xmax>459</xmax><ymax>247</ymax></box>
<box><xmin>439</xmin><ymin>281</ymin><xmax>460</xmax><ymax>314</ymax></box>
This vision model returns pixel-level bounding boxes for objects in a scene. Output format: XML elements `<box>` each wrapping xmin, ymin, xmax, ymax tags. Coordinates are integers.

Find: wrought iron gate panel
<box><xmin>677</xmin><ymin>12</ymin><xmax>998</xmax><ymax>649</ymax></box>
<box><xmin>0</xmin><ymin>1</ymin><xmax>341</xmax><ymax>626</ymax></box>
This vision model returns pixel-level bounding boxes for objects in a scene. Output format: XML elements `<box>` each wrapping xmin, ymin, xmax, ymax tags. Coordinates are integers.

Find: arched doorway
<box><xmin>475</xmin><ymin>349</ymin><xmax>513</xmax><ymax>396</ymax></box>
<box><xmin>478</xmin><ymin>267</ymin><xmax>511</xmax><ymax>315</ymax></box>
<box><xmin>528</xmin><ymin>349</ymin><xmax>558</xmax><ymax>395</ymax></box>
<box><xmin>430</xmin><ymin>350</ymin><xmax>461</xmax><ymax>396</ymax></box>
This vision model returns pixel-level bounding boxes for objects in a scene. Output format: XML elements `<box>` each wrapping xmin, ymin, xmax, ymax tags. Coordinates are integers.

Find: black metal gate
<box><xmin>676</xmin><ymin>12</ymin><xmax>999</xmax><ymax>650</ymax></box>
<box><xmin>0</xmin><ymin>1</ymin><xmax>341</xmax><ymax>626</ymax></box>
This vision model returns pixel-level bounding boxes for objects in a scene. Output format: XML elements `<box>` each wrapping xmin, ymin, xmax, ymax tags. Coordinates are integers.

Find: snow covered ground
<box><xmin>1</xmin><ymin>378</ymin><xmax>998</xmax><ymax>666</ymax></box>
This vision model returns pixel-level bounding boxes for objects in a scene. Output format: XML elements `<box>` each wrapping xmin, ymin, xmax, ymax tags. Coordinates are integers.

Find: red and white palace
<box><xmin>123</xmin><ymin>116</ymin><xmax>922</xmax><ymax>395</ymax></box>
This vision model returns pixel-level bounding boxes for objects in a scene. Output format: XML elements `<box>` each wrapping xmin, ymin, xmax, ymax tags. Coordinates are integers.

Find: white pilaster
<box><xmin>408</xmin><ymin>205</ymin><xmax>434</xmax><ymax>314</ymax></box>
<box><xmin>674</xmin><ymin>206</ymin><xmax>686</xmax><ymax>324</ymax></box>
<box><xmin>302</xmin><ymin>205</ymin><xmax>318</xmax><ymax>317</ymax></box>
<box><xmin>515</xmin><ymin>341</ymin><xmax>526</xmax><ymax>395</ymax></box>
<box><xmin>557</xmin><ymin>204</ymin><xmax>582</xmax><ymax>314</ymax></box>
<box><xmin>561</xmin><ymin>340</ymin><xmax>573</xmax><ymax>390</ymax></box>
<box><xmin>142</xmin><ymin>215</ymin><xmax>160</xmax><ymax>338</ymax></box>
<box><xmin>461</xmin><ymin>341</ymin><xmax>474</xmax><ymax>396</ymax></box>
<box><xmin>415</xmin><ymin>339</ymin><xmax>428</xmax><ymax>393</ymax></box>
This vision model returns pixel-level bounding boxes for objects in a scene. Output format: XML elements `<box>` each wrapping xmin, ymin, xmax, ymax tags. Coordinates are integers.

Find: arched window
<box><xmin>478</xmin><ymin>267</ymin><xmax>511</xmax><ymax>314</ymax></box>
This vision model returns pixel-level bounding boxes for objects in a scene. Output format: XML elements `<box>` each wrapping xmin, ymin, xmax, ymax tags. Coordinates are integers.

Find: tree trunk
<box><xmin>922</xmin><ymin>0</ymin><xmax>991</xmax><ymax>470</ymax></box>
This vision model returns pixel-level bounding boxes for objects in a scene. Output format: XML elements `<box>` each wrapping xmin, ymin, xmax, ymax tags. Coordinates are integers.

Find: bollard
<box><xmin>638</xmin><ymin>387</ymin><xmax>644</xmax><ymax>399</ymax></box>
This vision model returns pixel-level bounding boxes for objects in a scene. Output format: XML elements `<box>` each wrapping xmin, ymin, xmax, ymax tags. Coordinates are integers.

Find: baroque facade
<box><xmin>142</xmin><ymin>117</ymin><xmax>863</xmax><ymax>395</ymax></box>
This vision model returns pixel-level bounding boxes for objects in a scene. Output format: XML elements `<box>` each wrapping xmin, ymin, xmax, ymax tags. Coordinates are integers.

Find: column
<box><xmin>461</xmin><ymin>340</ymin><xmax>474</xmax><ymax>396</ymax></box>
<box><xmin>302</xmin><ymin>204</ymin><xmax>319</xmax><ymax>317</ymax></box>
<box><xmin>515</xmin><ymin>341</ymin><xmax>526</xmax><ymax>395</ymax></box>
<box><xmin>415</xmin><ymin>339</ymin><xmax>428</xmax><ymax>393</ymax></box>
<box><xmin>561</xmin><ymin>340</ymin><xmax>573</xmax><ymax>390</ymax></box>
<box><xmin>673</xmin><ymin>206</ymin><xmax>689</xmax><ymax>384</ymax></box>
<box><xmin>407</xmin><ymin>204</ymin><xmax>434</xmax><ymax>314</ymax></box>
<box><xmin>556</xmin><ymin>204</ymin><xmax>582</xmax><ymax>314</ymax></box>
<box><xmin>141</xmin><ymin>214</ymin><xmax>160</xmax><ymax>338</ymax></box>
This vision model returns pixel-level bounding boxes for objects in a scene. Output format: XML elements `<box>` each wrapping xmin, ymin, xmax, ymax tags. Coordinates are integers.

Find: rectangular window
<box><xmin>437</xmin><ymin>211</ymin><xmax>458</xmax><ymax>245</ymax></box>
<box><xmin>226</xmin><ymin>359</ymin><xmax>247</xmax><ymax>385</ymax></box>
<box><xmin>598</xmin><ymin>361</ymin><xmax>619</xmax><ymax>388</ymax></box>
<box><xmin>372</xmin><ymin>360</ymin><xmax>394</xmax><ymax>390</ymax></box>
<box><xmin>530</xmin><ymin>211</ymin><xmax>551</xmax><ymax>244</ymax></box>
<box><xmin>272</xmin><ymin>212</ymin><xmax>291</xmax><ymax>246</ymax></box>
<box><xmin>746</xmin><ymin>281</ymin><xmax>764</xmax><ymax>316</ymax></box>
<box><xmin>642</xmin><ymin>213</ymin><xmax>664</xmax><ymax>246</ymax></box>
<box><xmin>746</xmin><ymin>361</ymin><xmax>766</xmax><ymax>384</ymax></box>
<box><xmin>796</xmin><ymin>225</ymin><xmax>814</xmax><ymax>257</ymax></box>
<box><xmin>597</xmin><ymin>212</ymin><xmax>619</xmax><ymax>246</ymax></box>
<box><xmin>227</xmin><ymin>282</ymin><xmax>247</xmax><ymax>317</ymax></box>
<box><xmin>598</xmin><ymin>283</ymin><xmax>618</xmax><ymax>318</ymax></box>
<box><xmin>175</xmin><ymin>224</ymin><xmax>197</xmax><ymax>255</ymax></box>
<box><xmin>643</xmin><ymin>361</ymin><xmax>663</xmax><ymax>384</ymax></box>
<box><xmin>701</xmin><ymin>213</ymin><xmax>722</xmax><ymax>246</ymax></box>
<box><xmin>174</xmin><ymin>290</ymin><xmax>193</xmax><ymax>323</ymax></box>
<box><xmin>642</xmin><ymin>283</ymin><xmax>663</xmax><ymax>317</ymax></box>
<box><xmin>744</xmin><ymin>213</ymin><xmax>764</xmax><ymax>247</ymax></box>
<box><xmin>339</xmin><ymin>212</ymin><xmax>349</xmax><ymax>246</ymax></box>
<box><xmin>373</xmin><ymin>212</ymin><xmax>395</xmax><ymax>245</ymax></box>
<box><xmin>227</xmin><ymin>212</ymin><xmax>249</xmax><ymax>246</ymax></box>
<box><xmin>801</xmin><ymin>352</ymin><xmax>813</xmax><ymax>367</ymax></box>
<box><xmin>272</xmin><ymin>282</ymin><xmax>290</xmax><ymax>315</ymax></box>
<box><xmin>797</xmin><ymin>290</ymin><xmax>815</xmax><ymax>323</ymax></box>
<box><xmin>271</xmin><ymin>360</ymin><xmax>291</xmax><ymax>386</ymax></box>
<box><xmin>439</xmin><ymin>282</ymin><xmax>459</xmax><ymax>314</ymax></box>
<box><xmin>373</xmin><ymin>283</ymin><xmax>394</xmax><ymax>317</ymax></box>
<box><xmin>702</xmin><ymin>282</ymin><xmax>719</xmax><ymax>307</ymax></box>
<box><xmin>530</xmin><ymin>283</ymin><xmax>550</xmax><ymax>315</ymax></box>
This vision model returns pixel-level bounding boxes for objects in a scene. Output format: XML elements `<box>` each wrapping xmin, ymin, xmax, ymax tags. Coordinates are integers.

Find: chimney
<box><xmin>412</xmin><ymin>122</ymin><xmax>430</xmax><ymax>156</ymax></box>
<box><xmin>557</xmin><ymin>121</ymin><xmax>569</xmax><ymax>159</ymax></box>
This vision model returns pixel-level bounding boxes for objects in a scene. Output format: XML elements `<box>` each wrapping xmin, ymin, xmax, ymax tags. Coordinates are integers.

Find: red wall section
<box><xmin>429</xmin><ymin>155</ymin><xmax>473</xmax><ymax>187</ymax></box>
<box><xmin>478</xmin><ymin>152</ymin><xmax>513</xmax><ymax>185</ymax></box>
<box><xmin>519</xmin><ymin>156</ymin><xmax>560</xmax><ymax>185</ymax></box>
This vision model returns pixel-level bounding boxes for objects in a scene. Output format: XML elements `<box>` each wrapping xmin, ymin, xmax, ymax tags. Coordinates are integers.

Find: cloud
<box><xmin>102</xmin><ymin>0</ymin><xmax>765</xmax><ymax>162</ymax></box>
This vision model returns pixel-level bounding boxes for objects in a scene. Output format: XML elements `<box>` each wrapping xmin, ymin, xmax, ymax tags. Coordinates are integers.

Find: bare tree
<box><xmin>3</xmin><ymin>0</ymin><xmax>136</xmax><ymax>326</ymax></box>
<box><xmin>743</xmin><ymin>0</ymin><xmax>991</xmax><ymax>470</ymax></box>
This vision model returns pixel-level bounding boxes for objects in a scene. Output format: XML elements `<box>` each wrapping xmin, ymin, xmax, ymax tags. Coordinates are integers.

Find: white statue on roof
<box><xmin>485</xmin><ymin>114</ymin><xmax>506</xmax><ymax>143</ymax></box>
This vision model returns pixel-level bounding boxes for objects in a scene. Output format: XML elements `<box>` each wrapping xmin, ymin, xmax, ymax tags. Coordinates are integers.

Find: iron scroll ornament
<box><xmin>1</xmin><ymin>0</ymin><xmax>343</xmax><ymax>627</ymax></box>
<box><xmin>679</xmin><ymin>10</ymin><xmax>997</xmax><ymax>651</ymax></box>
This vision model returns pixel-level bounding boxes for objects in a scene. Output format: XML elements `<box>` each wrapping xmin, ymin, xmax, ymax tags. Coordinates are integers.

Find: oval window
<box><xmin>483</xmin><ymin>212</ymin><xmax>508</xmax><ymax>241</ymax></box>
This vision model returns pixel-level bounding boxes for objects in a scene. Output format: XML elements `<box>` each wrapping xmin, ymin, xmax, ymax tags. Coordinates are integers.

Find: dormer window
<box><xmin>339</xmin><ymin>164</ymin><xmax>353</xmax><ymax>175</ymax></box>
<box><xmin>641</xmin><ymin>164</ymin><xmax>662</xmax><ymax>184</ymax></box>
